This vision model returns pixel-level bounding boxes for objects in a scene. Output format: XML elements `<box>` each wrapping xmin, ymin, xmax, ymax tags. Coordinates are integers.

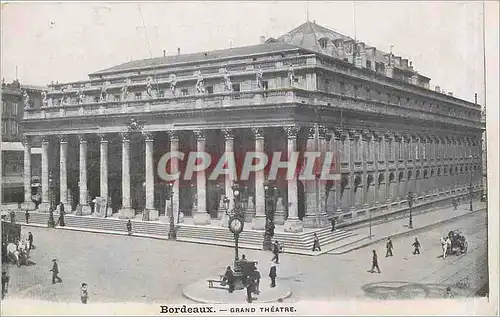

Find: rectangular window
<box><xmin>339</xmin><ymin>82</ymin><xmax>346</xmax><ymax>95</ymax></box>
<box><xmin>93</xmin><ymin>96</ymin><xmax>99</xmax><ymax>103</ymax></box>
<box><xmin>232</xmin><ymin>83</ymin><xmax>240</xmax><ymax>92</ymax></box>
<box><xmin>2</xmin><ymin>122</ymin><xmax>7</xmax><ymax>135</ymax></box>
<box><xmin>206</xmin><ymin>86</ymin><xmax>213</xmax><ymax>94</ymax></box>
<box><xmin>262</xmin><ymin>81</ymin><xmax>269</xmax><ymax>90</ymax></box>
<box><xmin>12</xmin><ymin>103</ymin><xmax>18</xmax><ymax>115</ymax></box>
<box><xmin>366</xmin><ymin>60</ymin><xmax>372</xmax><ymax>69</ymax></box>
<box><xmin>158</xmin><ymin>90</ymin><xmax>165</xmax><ymax>98</ymax></box>
<box><xmin>114</xmin><ymin>95</ymin><xmax>121</xmax><ymax>102</ymax></box>
<box><xmin>181</xmin><ymin>89</ymin><xmax>188</xmax><ymax>96</ymax></box>
<box><xmin>135</xmin><ymin>92</ymin><xmax>142</xmax><ymax>100</ymax></box>
<box><xmin>11</xmin><ymin>122</ymin><xmax>16</xmax><ymax>136</ymax></box>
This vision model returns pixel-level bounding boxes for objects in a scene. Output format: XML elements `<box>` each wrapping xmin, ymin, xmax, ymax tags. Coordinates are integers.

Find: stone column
<box><xmin>193</xmin><ymin>130</ymin><xmax>210</xmax><ymax>225</ymax></box>
<box><xmin>303</xmin><ymin>126</ymin><xmax>319</xmax><ymax>227</ymax></box>
<box><xmin>222</xmin><ymin>128</ymin><xmax>235</xmax><ymax>219</ymax></box>
<box><xmin>252</xmin><ymin>127</ymin><xmax>266</xmax><ymax>230</ymax></box>
<box><xmin>119</xmin><ymin>133</ymin><xmax>134</xmax><ymax>219</ymax></box>
<box><xmin>59</xmin><ymin>135</ymin><xmax>68</xmax><ymax>208</ymax></box>
<box><xmin>99</xmin><ymin>134</ymin><xmax>109</xmax><ymax>216</ymax></box>
<box><xmin>168</xmin><ymin>130</ymin><xmax>181</xmax><ymax>222</ymax></box>
<box><xmin>332</xmin><ymin>128</ymin><xmax>344</xmax><ymax>213</ymax></box>
<box><xmin>22</xmin><ymin>135</ymin><xmax>35</xmax><ymax>210</ymax></box>
<box><xmin>144</xmin><ymin>132</ymin><xmax>159</xmax><ymax>220</ymax></box>
<box><xmin>78</xmin><ymin>135</ymin><xmax>92</xmax><ymax>215</ymax></box>
<box><xmin>348</xmin><ymin>129</ymin><xmax>357</xmax><ymax>209</ymax></box>
<box><xmin>317</xmin><ymin>125</ymin><xmax>329</xmax><ymax>225</ymax></box>
<box><xmin>384</xmin><ymin>132</ymin><xmax>392</xmax><ymax>202</ymax></box>
<box><xmin>39</xmin><ymin>136</ymin><xmax>51</xmax><ymax>212</ymax></box>
<box><xmin>284</xmin><ymin>126</ymin><xmax>303</xmax><ymax>232</ymax></box>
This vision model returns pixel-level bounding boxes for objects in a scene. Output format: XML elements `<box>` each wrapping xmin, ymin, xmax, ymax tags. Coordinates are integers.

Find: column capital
<box><xmin>318</xmin><ymin>125</ymin><xmax>328</xmax><ymax>140</ymax></box>
<box><xmin>167</xmin><ymin>130</ymin><xmax>180</xmax><ymax>140</ymax></box>
<box><xmin>361</xmin><ymin>129</ymin><xmax>372</xmax><ymax>141</ymax></box>
<box><xmin>98</xmin><ymin>133</ymin><xmax>109</xmax><ymax>142</ymax></box>
<box><xmin>222</xmin><ymin>128</ymin><xmax>234</xmax><ymax>140</ymax></box>
<box><xmin>347</xmin><ymin>128</ymin><xmax>358</xmax><ymax>139</ymax></box>
<box><xmin>284</xmin><ymin>126</ymin><xmax>299</xmax><ymax>139</ymax></box>
<box><xmin>193</xmin><ymin>129</ymin><xmax>205</xmax><ymax>140</ymax></box>
<box><xmin>21</xmin><ymin>135</ymin><xmax>31</xmax><ymax>146</ymax></box>
<box><xmin>252</xmin><ymin>127</ymin><xmax>264</xmax><ymax>139</ymax></box>
<box><xmin>77</xmin><ymin>134</ymin><xmax>88</xmax><ymax>143</ymax></box>
<box><xmin>143</xmin><ymin>131</ymin><xmax>155</xmax><ymax>142</ymax></box>
<box><xmin>120</xmin><ymin>132</ymin><xmax>131</xmax><ymax>142</ymax></box>
<box><xmin>41</xmin><ymin>135</ymin><xmax>50</xmax><ymax>143</ymax></box>
<box><xmin>58</xmin><ymin>134</ymin><xmax>69</xmax><ymax>143</ymax></box>
<box><xmin>306</xmin><ymin>126</ymin><xmax>316</xmax><ymax>139</ymax></box>
<box><xmin>403</xmin><ymin>133</ymin><xmax>412</xmax><ymax>142</ymax></box>
<box><xmin>384</xmin><ymin>131</ymin><xmax>394</xmax><ymax>141</ymax></box>
<box><xmin>333</xmin><ymin>127</ymin><xmax>344</xmax><ymax>140</ymax></box>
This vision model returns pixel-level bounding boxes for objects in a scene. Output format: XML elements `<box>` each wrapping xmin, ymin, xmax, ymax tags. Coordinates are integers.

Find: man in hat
<box><xmin>81</xmin><ymin>283</ymin><xmax>89</xmax><ymax>304</ymax></box>
<box><xmin>1</xmin><ymin>271</ymin><xmax>9</xmax><ymax>299</ymax></box>
<box><xmin>413</xmin><ymin>237</ymin><xmax>421</xmax><ymax>255</ymax></box>
<box><xmin>127</xmin><ymin>220</ymin><xmax>132</xmax><ymax>235</ymax></box>
<box><xmin>386</xmin><ymin>237</ymin><xmax>394</xmax><ymax>257</ymax></box>
<box><xmin>50</xmin><ymin>259</ymin><xmax>63</xmax><ymax>284</ymax></box>
<box><xmin>330</xmin><ymin>217</ymin><xmax>336</xmax><ymax>232</ymax></box>
<box><xmin>28</xmin><ymin>232</ymin><xmax>34</xmax><ymax>251</ymax></box>
<box><xmin>25</xmin><ymin>210</ymin><xmax>30</xmax><ymax>224</ymax></box>
<box><xmin>271</xmin><ymin>240</ymin><xmax>280</xmax><ymax>264</ymax></box>
<box><xmin>370</xmin><ymin>250</ymin><xmax>381</xmax><ymax>273</ymax></box>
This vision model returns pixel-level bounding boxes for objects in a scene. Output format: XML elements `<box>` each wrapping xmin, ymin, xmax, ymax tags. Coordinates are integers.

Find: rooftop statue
<box><xmin>223</xmin><ymin>69</ymin><xmax>232</xmax><ymax>92</ymax></box>
<box><xmin>99</xmin><ymin>84</ymin><xmax>108</xmax><ymax>102</ymax></box>
<box><xmin>288</xmin><ymin>64</ymin><xmax>296</xmax><ymax>87</ymax></box>
<box><xmin>195</xmin><ymin>72</ymin><xmax>205</xmax><ymax>94</ymax></box>
<box><xmin>169</xmin><ymin>74</ymin><xmax>177</xmax><ymax>95</ymax></box>
<box><xmin>256</xmin><ymin>69</ymin><xmax>263</xmax><ymax>89</ymax></box>
<box><xmin>146</xmin><ymin>76</ymin><xmax>153</xmax><ymax>97</ymax></box>
<box><xmin>41</xmin><ymin>91</ymin><xmax>48</xmax><ymax>107</ymax></box>
<box><xmin>77</xmin><ymin>89</ymin><xmax>85</xmax><ymax>104</ymax></box>
<box><xmin>121</xmin><ymin>84</ymin><xmax>129</xmax><ymax>100</ymax></box>
<box><xmin>22</xmin><ymin>90</ymin><xmax>30</xmax><ymax>108</ymax></box>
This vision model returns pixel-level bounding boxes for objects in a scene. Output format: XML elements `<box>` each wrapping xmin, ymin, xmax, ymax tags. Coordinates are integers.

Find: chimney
<box><xmin>260</xmin><ymin>36</ymin><xmax>266</xmax><ymax>44</ymax></box>
<box><xmin>474</xmin><ymin>93</ymin><xmax>478</xmax><ymax>104</ymax></box>
<box><xmin>177</xmin><ymin>48</ymin><xmax>181</xmax><ymax>56</ymax></box>
<box><xmin>435</xmin><ymin>86</ymin><xmax>441</xmax><ymax>93</ymax></box>
<box><xmin>163</xmin><ymin>50</ymin><xmax>166</xmax><ymax>57</ymax></box>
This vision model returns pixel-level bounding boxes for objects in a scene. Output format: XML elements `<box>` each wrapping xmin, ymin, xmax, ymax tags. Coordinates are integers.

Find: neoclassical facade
<box><xmin>20</xmin><ymin>22</ymin><xmax>484</xmax><ymax>232</ymax></box>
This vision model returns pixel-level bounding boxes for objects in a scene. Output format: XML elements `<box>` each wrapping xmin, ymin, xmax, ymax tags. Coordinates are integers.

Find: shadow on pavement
<box><xmin>361</xmin><ymin>281</ymin><xmax>483</xmax><ymax>300</ymax></box>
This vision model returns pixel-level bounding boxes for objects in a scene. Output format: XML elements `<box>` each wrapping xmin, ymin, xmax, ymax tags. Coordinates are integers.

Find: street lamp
<box><xmin>407</xmin><ymin>191</ymin><xmax>414</xmax><ymax>229</ymax></box>
<box><xmin>227</xmin><ymin>184</ymin><xmax>243</xmax><ymax>261</ymax></box>
<box><xmin>263</xmin><ymin>183</ymin><xmax>276</xmax><ymax>251</ymax></box>
<box><xmin>468</xmin><ymin>155</ymin><xmax>473</xmax><ymax>211</ymax></box>
<box><xmin>167</xmin><ymin>183</ymin><xmax>176</xmax><ymax>240</ymax></box>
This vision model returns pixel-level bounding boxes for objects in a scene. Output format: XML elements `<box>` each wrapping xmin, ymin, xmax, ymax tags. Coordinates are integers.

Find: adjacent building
<box><xmin>1</xmin><ymin>79</ymin><xmax>44</xmax><ymax>207</ymax></box>
<box><xmin>19</xmin><ymin>21</ymin><xmax>484</xmax><ymax>231</ymax></box>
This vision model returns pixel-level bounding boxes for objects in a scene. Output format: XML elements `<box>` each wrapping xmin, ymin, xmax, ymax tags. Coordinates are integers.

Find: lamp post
<box><xmin>469</xmin><ymin>155</ymin><xmax>473</xmax><ymax>211</ymax></box>
<box><xmin>167</xmin><ymin>183</ymin><xmax>176</xmax><ymax>240</ymax></box>
<box><xmin>263</xmin><ymin>183</ymin><xmax>276</xmax><ymax>251</ymax></box>
<box><xmin>49</xmin><ymin>174</ymin><xmax>54</xmax><ymax>211</ymax></box>
<box><xmin>407</xmin><ymin>191</ymin><xmax>414</xmax><ymax>229</ymax></box>
<box><xmin>228</xmin><ymin>184</ymin><xmax>243</xmax><ymax>261</ymax></box>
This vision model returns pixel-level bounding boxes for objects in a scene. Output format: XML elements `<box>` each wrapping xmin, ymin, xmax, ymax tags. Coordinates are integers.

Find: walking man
<box><xmin>413</xmin><ymin>237</ymin><xmax>421</xmax><ymax>255</ymax></box>
<box><xmin>127</xmin><ymin>220</ymin><xmax>132</xmax><ymax>235</ymax></box>
<box><xmin>312</xmin><ymin>233</ymin><xmax>321</xmax><ymax>251</ymax></box>
<box><xmin>370</xmin><ymin>250</ymin><xmax>381</xmax><ymax>273</ymax></box>
<box><xmin>25</xmin><ymin>210</ymin><xmax>30</xmax><ymax>224</ymax></box>
<box><xmin>81</xmin><ymin>283</ymin><xmax>89</xmax><ymax>304</ymax></box>
<box><xmin>271</xmin><ymin>241</ymin><xmax>280</xmax><ymax>264</ymax></box>
<box><xmin>330</xmin><ymin>217</ymin><xmax>336</xmax><ymax>232</ymax></box>
<box><xmin>57</xmin><ymin>203</ymin><xmax>65</xmax><ymax>227</ymax></box>
<box><xmin>1</xmin><ymin>271</ymin><xmax>9</xmax><ymax>299</ymax></box>
<box><xmin>223</xmin><ymin>266</ymin><xmax>235</xmax><ymax>293</ymax></box>
<box><xmin>269</xmin><ymin>265</ymin><xmax>277</xmax><ymax>288</ymax></box>
<box><xmin>50</xmin><ymin>259</ymin><xmax>63</xmax><ymax>284</ymax></box>
<box><xmin>28</xmin><ymin>232</ymin><xmax>34</xmax><ymax>251</ymax></box>
<box><xmin>386</xmin><ymin>237</ymin><xmax>394</xmax><ymax>257</ymax></box>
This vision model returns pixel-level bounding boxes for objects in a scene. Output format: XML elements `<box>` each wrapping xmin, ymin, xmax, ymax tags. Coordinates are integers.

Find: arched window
<box><xmin>378</xmin><ymin>173</ymin><xmax>385</xmax><ymax>185</ymax></box>
<box><xmin>389</xmin><ymin>172</ymin><xmax>395</xmax><ymax>183</ymax></box>
<box><xmin>407</xmin><ymin>170</ymin><xmax>413</xmax><ymax>180</ymax></box>
<box><xmin>354</xmin><ymin>175</ymin><xmax>361</xmax><ymax>192</ymax></box>
<box><xmin>398</xmin><ymin>171</ymin><xmax>404</xmax><ymax>182</ymax></box>
<box><xmin>367</xmin><ymin>174</ymin><xmax>374</xmax><ymax>188</ymax></box>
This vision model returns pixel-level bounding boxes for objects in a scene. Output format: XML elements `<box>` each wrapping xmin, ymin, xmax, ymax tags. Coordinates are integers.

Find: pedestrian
<box><xmin>57</xmin><ymin>203</ymin><xmax>65</xmax><ymax>227</ymax></box>
<box><xmin>330</xmin><ymin>217</ymin><xmax>336</xmax><ymax>232</ymax></box>
<box><xmin>127</xmin><ymin>220</ymin><xmax>132</xmax><ymax>235</ymax></box>
<box><xmin>28</xmin><ymin>232</ymin><xmax>34</xmax><ymax>251</ymax></box>
<box><xmin>253</xmin><ymin>266</ymin><xmax>261</xmax><ymax>295</ymax></box>
<box><xmin>246</xmin><ymin>278</ymin><xmax>254</xmax><ymax>303</ymax></box>
<box><xmin>446</xmin><ymin>286</ymin><xmax>454</xmax><ymax>298</ymax></box>
<box><xmin>1</xmin><ymin>271</ymin><xmax>9</xmax><ymax>299</ymax></box>
<box><xmin>90</xmin><ymin>197</ymin><xmax>96</xmax><ymax>214</ymax></box>
<box><xmin>271</xmin><ymin>240</ymin><xmax>280</xmax><ymax>264</ymax></box>
<box><xmin>223</xmin><ymin>266</ymin><xmax>235</xmax><ymax>293</ymax></box>
<box><xmin>413</xmin><ymin>237</ymin><xmax>421</xmax><ymax>255</ymax></box>
<box><xmin>269</xmin><ymin>265</ymin><xmax>277</xmax><ymax>288</ymax></box>
<box><xmin>386</xmin><ymin>237</ymin><xmax>394</xmax><ymax>257</ymax></box>
<box><xmin>25</xmin><ymin>210</ymin><xmax>30</xmax><ymax>224</ymax></box>
<box><xmin>370</xmin><ymin>250</ymin><xmax>381</xmax><ymax>273</ymax></box>
<box><xmin>452</xmin><ymin>198</ymin><xmax>458</xmax><ymax>210</ymax></box>
<box><xmin>312</xmin><ymin>233</ymin><xmax>321</xmax><ymax>251</ymax></box>
<box><xmin>50</xmin><ymin>259</ymin><xmax>63</xmax><ymax>284</ymax></box>
<box><xmin>9</xmin><ymin>210</ymin><xmax>15</xmax><ymax>223</ymax></box>
<box><xmin>80</xmin><ymin>283</ymin><xmax>88</xmax><ymax>304</ymax></box>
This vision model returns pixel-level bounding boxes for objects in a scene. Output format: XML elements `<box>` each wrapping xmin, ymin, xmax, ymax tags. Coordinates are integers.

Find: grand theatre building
<box><xmin>21</xmin><ymin>22</ymin><xmax>484</xmax><ymax>233</ymax></box>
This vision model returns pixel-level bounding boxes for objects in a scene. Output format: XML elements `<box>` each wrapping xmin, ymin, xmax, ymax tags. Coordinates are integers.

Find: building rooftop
<box><xmin>91</xmin><ymin>42</ymin><xmax>307</xmax><ymax>75</ymax></box>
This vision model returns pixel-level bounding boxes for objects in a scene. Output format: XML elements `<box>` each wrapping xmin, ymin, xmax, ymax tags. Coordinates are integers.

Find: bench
<box><xmin>207</xmin><ymin>276</ymin><xmax>228</xmax><ymax>289</ymax></box>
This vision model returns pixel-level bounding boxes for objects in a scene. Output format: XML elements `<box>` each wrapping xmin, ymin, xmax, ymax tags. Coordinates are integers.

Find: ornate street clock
<box><xmin>229</xmin><ymin>217</ymin><xmax>244</xmax><ymax>234</ymax></box>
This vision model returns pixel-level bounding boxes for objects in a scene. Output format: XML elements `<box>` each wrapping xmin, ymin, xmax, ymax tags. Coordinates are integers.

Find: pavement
<box><xmin>0</xmin><ymin>205</ymin><xmax>488</xmax><ymax>312</ymax></box>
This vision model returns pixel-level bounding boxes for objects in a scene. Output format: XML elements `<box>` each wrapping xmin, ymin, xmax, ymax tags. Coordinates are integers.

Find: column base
<box><xmin>118</xmin><ymin>207</ymin><xmax>135</xmax><ymax>219</ymax></box>
<box><xmin>274</xmin><ymin>210</ymin><xmax>286</xmax><ymax>225</ymax></box>
<box><xmin>38</xmin><ymin>202</ymin><xmax>51</xmax><ymax>212</ymax></box>
<box><xmin>284</xmin><ymin>218</ymin><xmax>303</xmax><ymax>233</ymax></box>
<box><xmin>302</xmin><ymin>214</ymin><xmax>329</xmax><ymax>228</ymax></box>
<box><xmin>193</xmin><ymin>212</ymin><xmax>211</xmax><ymax>225</ymax></box>
<box><xmin>244</xmin><ymin>210</ymin><xmax>255</xmax><ymax>223</ymax></box>
<box><xmin>142</xmin><ymin>209</ymin><xmax>159</xmax><ymax>221</ymax></box>
<box><xmin>221</xmin><ymin>214</ymin><xmax>230</xmax><ymax>227</ymax></box>
<box><xmin>76</xmin><ymin>204</ymin><xmax>92</xmax><ymax>216</ymax></box>
<box><xmin>217</xmin><ymin>209</ymin><xmax>225</xmax><ymax>220</ymax></box>
<box><xmin>251</xmin><ymin>215</ymin><xmax>266</xmax><ymax>230</ymax></box>
<box><xmin>21</xmin><ymin>201</ymin><xmax>36</xmax><ymax>211</ymax></box>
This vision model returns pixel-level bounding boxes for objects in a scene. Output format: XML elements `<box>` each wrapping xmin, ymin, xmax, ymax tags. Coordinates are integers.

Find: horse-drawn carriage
<box><xmin>1</xmin><ymin>220</ymin><xmax>30</xmax><ymax>266</ymax></box>
<box><xmin>446</xmin><ymin>230</ymin><xmax>468</xmax><ymax>256</ymax></box>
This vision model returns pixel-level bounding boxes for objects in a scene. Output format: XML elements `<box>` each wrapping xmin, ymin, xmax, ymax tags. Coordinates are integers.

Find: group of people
<box><xmin>372</xmin><ymin>237</ymin><xmax>422</xmax><ymax>273</ymax></box>
<box><xmin>222</xmin><ymin>254</ymin><xmax>277</xmax><ymax>303</ymax></box>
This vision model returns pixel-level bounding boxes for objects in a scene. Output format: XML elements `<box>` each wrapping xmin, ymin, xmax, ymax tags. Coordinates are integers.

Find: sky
<box><xmin>1</xmin><ymin>1</ymin><xmax>498</xmax><ymax>106</ymax></box>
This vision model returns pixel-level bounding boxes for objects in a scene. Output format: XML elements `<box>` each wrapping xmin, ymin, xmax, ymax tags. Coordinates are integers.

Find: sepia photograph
<box><xmin>1</xmin><ymin>1</ymin><xmax>498</xmax><ymax>315</ymax></box>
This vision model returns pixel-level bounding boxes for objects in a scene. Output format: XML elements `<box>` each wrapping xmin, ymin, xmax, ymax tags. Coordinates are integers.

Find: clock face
<box><xmin>229</xmin><ymin>218</ymin><xmax>243</xmax><ymax>233</ymax></box>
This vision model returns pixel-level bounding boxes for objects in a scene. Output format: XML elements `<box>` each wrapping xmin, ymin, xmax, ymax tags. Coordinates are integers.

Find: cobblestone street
<box><xmin>1</xmin><ymin>209</ymin><xmax>487</xmax><ymax>305</ymax></box>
